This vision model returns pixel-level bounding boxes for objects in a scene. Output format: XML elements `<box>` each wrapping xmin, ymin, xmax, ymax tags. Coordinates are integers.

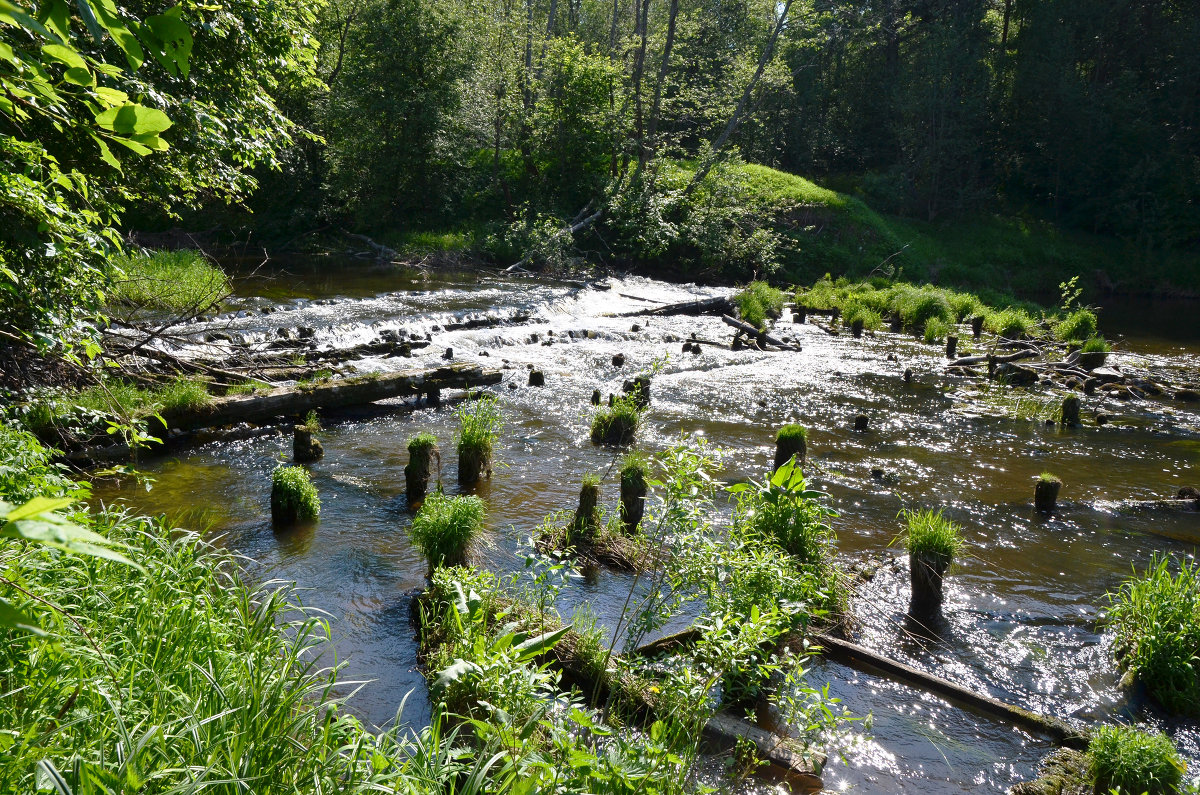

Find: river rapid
<box><xmin>93</xmin><ymin>258</ymin><xmax>1200</xmax><ymax>792</ymax></box>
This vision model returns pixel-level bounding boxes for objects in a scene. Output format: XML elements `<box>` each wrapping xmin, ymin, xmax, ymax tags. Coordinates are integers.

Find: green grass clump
<box><xmin>1082</xmin><ymin>336</ymin><xmax>1111</xmax><ymax>353</ymax></box>
<box><xmin>408</xmin><ymin>431</ymin><xmax>438</xmax><ymax>456</ymax></box>
<box><xmin>409</xmin><ymin>492</ymin><xmax>486</xmax><ymax>571</ymax></box>
<box><xmin>945</xmin><ymin>290</ymin><xmax>983</xmax><ymax>322</ymax></box>
<box><xmin>777</xmin><ymin>424</ymin><xmax>807</xmax><ymax>445</ymax></box>
<box><xmin>619</xmin><ymin>452</ymin><xmax>649</xmax><ymax>490</ymax></box>
<box><xmin>271</xmin><ymin>466</ymin><xmax>320</xmax><ymax>522</ymax></box>
<box><xmin>156</xmin><ymin>376</ymin><xmax>213</xmax><ymax>413</ymax></box>
<box><xmin>1039</xmin><ymin>471</ymin><xmax>1061</xmax><ymax>485</ymax></box>
<box><xmin>457</xmin><ymin>395</ymin><xmax>502</xmax><ymax>459</ymax></box>
<box><xmin>923</xmin><ymin>316</ymin><xmax>952</xmax><ymax>344</ymax></box>
<box><xmin>1054</xmin><ymin>308</ymin><xmax>1098</xmax><ymax>342</ymax></box>
<box><xmin>17</xmin><ymin>377</ymin><xmax>211</xmax><ymax>438</ymax></box>
<box><xmin>1107</xmin><ymin>555</ymin><xmax>1200</xmax><ymax>714</ymax></box>
<box><xmin>109</xmin><ymin>249</ymin><xmax>230</xmax><ymax>315</ymax></box>
<box><xmin>985</xmin><ymin>307</ymin><xmax>1036</xmax><ymax>339</ymax></box>
<box><xmin>900</xmin><ymin>509</ymin><xmax>963</xmax><ymax>562</ymax></box>
<box><xmin>590</xmin><ymin>396</ymin><xmax>641</xmax><ymax>445</ymax></box>
<box><xmin>735</xmin><ymin>280</ymin><xmax>785</xmax><ymax>330</ymax></box>
<box><xmin>1087</xmin><ymin>724</ymin><xmax>1184</xmax><ymax>794</ymax></box>
<box><xmin>226</xmin><ymin>380</ymin><xmax>270</xmax><ymax>396</ymax></box>
<box><xmin>842</xmin><ymin>301</ymin><xmax>883</xmax><ymax>331</ymax></box>
<box><xmin>897</xmin><ymin>288</ymin><xmax>953</xmax><ymax>330</ymax></box>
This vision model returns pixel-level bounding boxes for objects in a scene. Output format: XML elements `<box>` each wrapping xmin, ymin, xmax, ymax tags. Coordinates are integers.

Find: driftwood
<box><xmin>159</xmin><ymin>363</ymin><xmax>501</xmax><ymax>431</ymax></box>
<box><xmin>619</xmin><ymin>296</ymin><xmax>734</xmax><ymax>318</ymax></box>
<box><xmin>947</xmin><ymin>349</ymin><xmax>1038</xmax><ymax>368</ymax></box>
<box><xmin>813</xmin><ymin>634</ymin><xmax>1087</xmax><ymax>748</ymax></box>
<box><xmin>721</xmin><ymin>315</ymin><xmax>802</xmax><ymax>352</ymax></box>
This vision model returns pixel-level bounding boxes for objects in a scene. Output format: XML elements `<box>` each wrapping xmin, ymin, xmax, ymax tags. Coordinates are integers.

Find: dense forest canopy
<box><xmin>2</xmin><ymin>0</ymin><xmax>1198</xmax><ymax>335</ymax></box>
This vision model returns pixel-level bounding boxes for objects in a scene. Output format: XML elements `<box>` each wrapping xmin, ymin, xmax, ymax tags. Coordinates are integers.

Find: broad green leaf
<box><xmin>146</xmin><ymin>6</ymin><xmax>191</xmax><ymax>78</ymax></box>
<box><xmin>72</xmin><ymin>0</ymin><xmax>105</xmax><ymax>44</ymax></box>
<box><xmin>513</xmin><ymin>624</ymin><xmax>572</xmax><ymax>662</ymax></box>
<box><xmin>108</xmin><ymin>135</ymin><xmax>151</xmax><ymax>155</ymax></box>
<box><xmin>42</xmin><ymin>43</ymin><xmax>85</xmax><ymax>70</ymax></box>
<box><xmin>92</xmin><ymin>86</ymin><xmax>127</xmax><ymax>106</ymax></box>
<box><xmin>95</xmin><ymin>103</ymin><xmax>171</xmax><ymax>135</ymax></box>
<box><xmin>129</xmin><ymin>132</ymin><xmax>167</xmax><ymax>151</ymax></box>
<box><xmin>4</xmin><ymin>495</ymin><xmax>74</xmax><ymax>520</ymax></box>
<box><xmin>431</xmin><ymin>659</ymin><xmax>480</xmax><ymax>695</ymax></box>
<box><xmin>42</xmin><ymin>0</ymin><xmax>70</xmax><ymax>41</ymax></box>
<box><xmin>88</xmin><ymin>0</ymin><xmax>142</xmax><ymax>69</ymax></box>
<box><xmin>0</xmin><ymin>596</ymin><xmax>45</xmax><ymax>635</ymax></box>
<box><xmin>64</xmin><ymin>66</ymin><xmax>94</xmax><ymax>86</ymax></box>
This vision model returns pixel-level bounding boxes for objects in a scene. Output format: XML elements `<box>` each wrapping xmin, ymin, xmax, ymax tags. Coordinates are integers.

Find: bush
<box><xmin>409</xmin><ymin>492</ymin><xmax>487</xmax><ymax>571</ymax></box>
<box><xmin>985</xmin><ymin>307</ymin><xmax>1036</xmax><ymax>339</ymax></box>
<box><xmin>735</xmin><ymin>281</ymin><xmax>785</xmax><ymax>330</ymax></box>
<box><xmin>1055</xmin><ymin>308</ymin><xmax>1099</xmax><ymax>342</ymax></box>
<box><xmin>109</xmin><ymin>249</ymin><xmax>231</xmax><ymax>315</ymax></box>
<box><xmin>1088</xmin><ymin>724</ymin><xmax>1184</xmax><ymax>794</ymax></box>
<box><xmin>590</xmin><ymin>396</ymin><xmax>641</xmax><ymax>445</ymax></box>
<box><xmin>900</xmin><ymin>509</ymin><xmax>963</xmax><ymax>562</ymax></box>
<box><xmin>1107</xmin><ymin>555</ymin><xmax>1200</xmax><ymax>714</ymax></box>
<box><xmin>733</xmin><ymin>458</ymin><xmax>836</xmax><ymax>570</ymax></box>
<box><xmin>271</xmin><ymin>466</ymin><xmax>320</xmax><ymax>522</ymax></box>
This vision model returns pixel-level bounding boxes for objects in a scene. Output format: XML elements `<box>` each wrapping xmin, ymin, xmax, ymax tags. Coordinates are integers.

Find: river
<box><xmin>93</xmin><ymin>258</ymin><xmax>1200</xmax><ymax>792</ymax></box>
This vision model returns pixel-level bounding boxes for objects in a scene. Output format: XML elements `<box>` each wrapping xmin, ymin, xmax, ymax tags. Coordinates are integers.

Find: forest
<box><xmin>3</xmin><ymin>0</ymin><xmax>1200</xmax><ymax>792</ymax></box>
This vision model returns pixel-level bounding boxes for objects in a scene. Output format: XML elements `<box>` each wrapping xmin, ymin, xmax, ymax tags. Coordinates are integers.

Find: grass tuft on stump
<box><xmin>1087</xmin><ymin>724</ymin><xmax>1184</xmax><ymax>795</ymax></box>
<box><xmin>410</xmin><ymin>492</ymin><xmax>486</xmax><ymax>571</ymax></box>
<box><xmin>271</xmin><ymin>466</ymin><xmax>320</xmax><ymax>522</ymax></box>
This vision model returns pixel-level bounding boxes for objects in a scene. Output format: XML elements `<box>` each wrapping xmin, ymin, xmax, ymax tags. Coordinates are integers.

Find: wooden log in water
<box><xmin>618</xmin><ymin>296</ymin><xmax>735</xmax><ymax>317</ymax></box>
<box><xmin>160</xmin><ymin>363</ymin><xmax>502</xmax><ymax>431</ymax></box>
<box><xmin>811</xmin><ymin>633</ymin><xmax>1087</xmax><ymax>748</ymax></box>
<box><xmin>721</xmin><ymin>315</ymin><xmax>802</xmax><ymax>352</ymax></box>
<box><xmin>947</xmin><ymin>349</ymin><xmax>1037</xmax><ymax>368</ymax></box>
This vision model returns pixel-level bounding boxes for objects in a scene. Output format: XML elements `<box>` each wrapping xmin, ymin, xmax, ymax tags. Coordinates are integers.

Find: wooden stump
<box><xmin>528</xmin><ymin>370</ymin><xmax>545</xmax><ymax>387</ymax></box>
<box><xmin>854</xmin><ymin>414</ymin><xmax>869</xmax><ymax>432</ymax></box>
<box><xmin>774</xmin><ymin>433</ymin><xmax>807</xmax><ymax>471</ymax></box>
<box><xmin>945</xmin><ymin>335</ymin><xmax>958</xmax><ymax>359</ymax></box>
<box><xmin>591</xmin><ymin>389</ymin><xmax>601</xmax><ymax>405</ymax></box>
<box><xmin>909</xmin><ymin>551</ymin><xmax>950</xmax><ymax>617</ymax></box>
<box><xmin>293</xmin><ymin>426</ymin><xmax>323</xmax><ymax>463</ymax></box>
<box><xmin>971</xmin><ymin>316</ymin><xmax>984</xmax><ymax>339</ymax></box>
<box><xmin>572</xmin><ymin>481</ymin><xmax>602</xmax><ymax>543</ymax></box>
<box><xmin>1060</xmin><ymin>396</ymin><xmax>1081</xmax><ymax>427</ymax></box>
<box><xmin>851</xmin><ymin>319</ymin><xmax>864</xmax><ymax>338</ymax></box>
<box><xmin>620</xmin><ymin>474</ymin><xmax>646</xmax><ymax>534</ymax></box>
<box><xmin>458</xmin><ymin>445</ymin><xmax>492</xmax><ymax>486</ymax></box>
<box><xmin>622</xmin><ymin>376</ymin><xmax>651</xmax><ymax>408</ymax></box>
<box><xmin>1035</xmin><ymin>477</ymin><xmax>1061</xmax><ymax>514</ymax></box>
<box><xmin>405</xmin><ymin>441</ymin><xmax>438</xmax><ymax>505</ymax></box>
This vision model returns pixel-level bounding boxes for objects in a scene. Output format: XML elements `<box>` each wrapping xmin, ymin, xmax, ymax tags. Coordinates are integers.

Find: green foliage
<box><xmin>590</xmin><ymin>396</ymin><xmax>641</xmax><ymax>446</ymax></box>
<box><xmin>1088</xmin><ymin>725</ymin><xmax>1185</xmax><ymax>795</ymax></box>
<box><xmin>301</xmin><ymin>410</ymin><xmax>322</xmax><ymax>433</ymax></box>
<box><xmin>985</xmin><ymin>307</ymin><xmax>1036</xmax><ymax>339</ymax></box>
<box><xmin>923</xmin><ymin>316</ymin><xmax>952</xmax><ymax>344</ymax></box>
<box><xmin>1107</xmin><ymin>555</ymin><xmax>1200</xmax><ymax>714</ymax></box>
<box><xmin>776</xmin><ymin>424</ymin><xmax>807</xmax><ymax>445</ymax></box>
<box><xmin>730</xmin><ymin>457</ymin><xmax>837</xmax><ymax>570</ymax></box>
<box><xmin>842</xmin><ymin>301</ymin><xmax>883</xmax><ymax>331</ymax></box>
<box><xmin>619</xmin><ymin>451</ymin><xmax>650</xmax><ymax>491</ymax></box>
<box><xmin>0</xmin><ymin>423</ymin><xmax>86</xmax><ymax>504</ymax></box>
<box><xmin>1039</xmin><ymin>472</ymin><xmax>1062</xmax><ymax>485</ymax></box>
<box><xmin>1054</xmin><ymin>308</ymin><xmax>1099</xmax><ymax>342</ymax></box>
<box><xmin>15</xmin><ymin>376</ymin><xmax>210</xmax><ymax>441</ymax></box>
<box><xmin>1083</xmin><ymin>336</ymin><xmax>1111</xmax><ymax>354</ymax></box>
<box><xmin>410</xmin><ymin>492</ymin><xmax>486</xmax><ymax>571</ymax></box>
<box><xmin>457</xmin><ymin>395</ymin><xmax>502</xmax><ymax>460</ymax></box>
<box><xmin>408</xmin><ymin>431</ymin><xmax>438</xmax><ymax>456</ymax></box>
<box><xmin>271</xmin><ymin>465</ymin><xmax>320</xmax><ymax>522</ymax></box>
<box><xmin>899</xmin><ymin>509</ymin><xmax>963</xmax><ymax>562</ymax></box>
<box><xmin>735</xmin><ymin>280</ymin><xmax>785</xmax><ymax>330</ymax></box>
<box><xmin>109</xmin><ymin>249</ymin><xmax>230</xmax><ymax>316</ymax></box>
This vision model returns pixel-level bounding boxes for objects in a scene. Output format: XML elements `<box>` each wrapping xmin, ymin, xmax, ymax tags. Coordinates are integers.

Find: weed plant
<box><xmin>109</xmin><ymin>249</ymin><xmax>230</xmax><ymax>315</ymax></box>
<box><xmin>985</xmin><ymin>307</ymin><xmax>1036</xmax><ymax>339</ymax></box>
<box><xmin>923</xmin><ymin>316</ymin><xmax>952</xmax><ymax>344</ymax></box>
<box><xmin>731</xmin><ymin>457</ymin><xmax>837</xmax><ymax>571</ymax></box>
<box><xmin>841</xmin><ymin>301</ymin><xmax>883</xmax><ymax>331</ymax></box>
<box><xmin>1107</xmin><ymin>555</ymin><xmax>1200</xmax><ymax>714</ymax></box>
<box><xmin>1054</xmin><ymin>308</ymin><xmax>1099</xmax><ymax>342</ymax></box>
<box><xmin>410</xmin><ymin>492</ymin><xmax>486</xmax><ymax>571</ymax></box>
<box><xmin>900</xmin><ymin>509</ymin><xmax>963</xmax><ymax>562</ymax></box>
<box><xmin>271</xmin><ymin>465</ymin><xmax>320</xmax><ymax>522</ymax></box>
<box><xmin>591</xmin><ymin>395</ymin><xmax>641</xmax><ymax>445</ymax></box>
<box><xmin>457</xmin><ymin>394</ymin><xmax>502</xmax><ymax>466</ymax></box>
<box><xmin>735</xmin><ymin>281</ymin><xmax>785</xmax><ymax>330</ymax></box>
<box><xmin>17</xmin><ymin>376</ymin><xmax>211</xmax><ymax>438</ymax></box>
<box><xmin>1088</xmin><ymin>724</ymin><xmax>1184</xmax><ymax>794</ymax></box>
<box><xmin>408</xmin><ymin>431</ymin><xmax>437</xmax><ymax>457</ymax></box>
<box><xmin>1082</xmin><ymin>336</ymin><xmax>1111</xmax><ymax>353</ymax></box>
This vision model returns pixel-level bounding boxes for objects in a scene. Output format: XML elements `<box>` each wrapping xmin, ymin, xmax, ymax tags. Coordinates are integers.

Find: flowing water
<box><xmin>93</xmin><ymin>258</ymin><xmax>1200</xmax><ymax>792</ymax></box>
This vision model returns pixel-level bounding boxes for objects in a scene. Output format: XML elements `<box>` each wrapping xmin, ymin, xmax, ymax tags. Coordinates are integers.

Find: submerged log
<box><xmin>812</xmin><ymin>633</ymin><xmax>1087</xmax><ymax>748</ymax></box>
<box><xmin>948</xmin><ymin>349</ymin><xmax>1037</xmax><ymax>368</ymax></box>
<box><xmin>720</xmin><ymin>315</ymin><xmax>802</xmax><ymax>352</ymax></box>
<box><xmin>160</xmin><ymin>363</ymin><xmax>502</xmax><ymax>431</ymax></box>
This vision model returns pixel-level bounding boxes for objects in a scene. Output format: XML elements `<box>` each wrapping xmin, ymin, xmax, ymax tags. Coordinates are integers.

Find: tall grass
<box><xmin>900</xmin><ymin>509</ymin><xmax>963</xmax><ymax>561</ymax></box>
<box><xmin>1054</xmin><ymin>308</ymin><xmax>1098</xmax><ymax>342</ymax></box>
<box><xmin>735</xmin><ymin>281</ymin><xmax>785</xmax><ymax>330</ymax></box>
<box><xmin>457</xmin><ymin>395</ymin><xmax>502</xmax><ymax>460</ymax></box>
<box><xmin>1107</xmin><ymin>555</ymin><xmax>1200</xmax><ymax>714</ymax></box>
<box><xmin>410</xmin><ymin>492</ymin><xmax>487</xmax><ymax>571</ymax></box>
<box><xmin>18</xmin><ymin>376</ymin><xmax>212</xmax><ymax>437</ymax></box>
<box><xmin>110</xmin><ymin>249</ymin><xmax>231</xmax><ymax>315</ymax></box>
<box><xmin>271</xmin><ymin>465</ymin><xmax>320</xmax><ymax>522</ymax></box>
<box><xmin>1088</xmin><ymin>724</ymin><xmax>1185</xmax><ymax>794</ymax></box>
<box><xmin>591</xmin><ymin>396</ymin><xmax>641</xmax><ymax>445</ymax></box>
<box><xmin>985</xmin><ymin>307</ymin><xmax>1035</xmax><ymax>339</ymax></box>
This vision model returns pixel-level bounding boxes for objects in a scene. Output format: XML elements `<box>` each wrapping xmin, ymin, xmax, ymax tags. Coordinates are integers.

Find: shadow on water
<box><xmin>92</xmin><ymin>258</ymin><xmax>1200</xmax><ymax>791</ymax></box>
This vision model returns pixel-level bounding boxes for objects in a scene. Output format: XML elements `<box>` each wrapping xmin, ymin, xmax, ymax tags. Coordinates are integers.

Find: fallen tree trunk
<box><xmin>948</xmin><ymin>349</ymin><xmax>1038</xmax><ymax>368</ymax></box>
<box><xmin>160</xmin><ymin>363</ymin><xmax>501</xmax><ymax>431</ymax></box>
<box><xmin>721</xmin><ymin>315</ymin><xmax>802</xmax><ymax>352</ymax></box>
<box><xmin>813</xmin><ymin>633</ymin><xmax>1087</xmax><ymax>748</ymax></box>
<box><xmin>618</xmin><ymin>296</ymin><xmax>734</xmax><ymax>318</ymax></box>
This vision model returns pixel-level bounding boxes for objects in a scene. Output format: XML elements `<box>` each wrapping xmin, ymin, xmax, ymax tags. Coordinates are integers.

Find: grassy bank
<box><xmin>109</xmin><ymin>249</ymin><xmax>231</xmax><ymax>315</ymax></box>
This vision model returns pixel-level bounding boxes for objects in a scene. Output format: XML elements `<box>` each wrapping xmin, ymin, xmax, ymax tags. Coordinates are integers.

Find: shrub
<box><xmin>897</xmin><ymin>289</ymin><xmax>952</xmax><ymax>330</ymax></box>
<box><xmin>590</xmin><ymin>396</ymin><xmax>641</xmax><ymax>445</ymax></box>
<box><xmin>271</xmin><ymin>466</ymin><xmax>320</xmax><ymax>523</ymax></box>
<box><xmin>733</xmin><ymin>458</ymin><xmax>836</xmax><ymax>570</ymax></box>
<box><xmin>735</xmin><ymin>281</ymin><xmax>785</xmax><ymax>330</ymax></box>
<box><xmin>410</xmin><ymin>492</ymin><xmax>486</xmax><ymax>571</ymax></box>
<box><xmin>1106</xmin><ymin>555</ymin><xmax>1200</xmax><ymax>714</ymax></box>
<box><xmin>900</xmin><ymin>509</ymin><xmax>963</xmax><ymax>562</ymax></box>
<box><xmin>985</xmin><ymin>307</ymin><xmax>1035</xmax><ymax>339</ymax></box>
<box><xmin>109</xmin><ymin>249</ymin><xmax>231</xmax><ymax>315</ymax></box>
<box><xmin>1055</xmin><ymin>308</ymin><xmax>1099</xmax><ymax>342</ymax></box>
<box><xmin>945</xmin><ymin>290</ymin><xmax>983</xmax><ymax>322</ymax></box>
<box><xmin>923</xmin><ymin>316</ymin><xmax>952</xmax><ymax>344</ymax></box>
<box><xmin>1088</xmin><ymin>724</ymin><xmax>1184</xmax><ymax>794</ymax></box>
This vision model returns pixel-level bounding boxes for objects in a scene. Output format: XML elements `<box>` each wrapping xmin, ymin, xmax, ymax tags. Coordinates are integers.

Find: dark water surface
<box><xmin>93</xmin><ymin>259</ymin><xmax>1200</xmax><ymax>792</ymax></box>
